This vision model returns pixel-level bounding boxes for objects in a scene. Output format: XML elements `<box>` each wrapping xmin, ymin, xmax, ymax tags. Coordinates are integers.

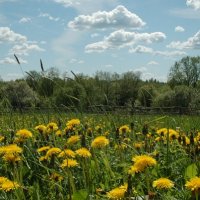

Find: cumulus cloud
<box><xmin>85</xmin><ymin>29</ymin><xmax>166</xmax><ymax>52</ymax></box>
<box><xmin>39</xmin><ymin>13</ymin><xmax>60</xmax><ymax>21</ymax></box>
<box><xmin>53</xmin><ymin>0</ymin><xmax>118</xmax><ymax>14</ymax></box>
<box><xmin>19</xmin><ymin>17</ymin><xmax>31</xmax><ymax>23</ymax></box>
<box><xmin>147</xmin><ymin>61</ymin><xmax>159</xmax><ymax>65</ymax></box>
<box><xmin>186</xmin><ymin>0</ymin><xmax>200</xmax><ymax>10</ymax></box>
<box><xmin>130</xmin><ymin>45</ymin><xmax>186</xmax><ymax>57</ymax></box>
<box><xmin>68</xmin><ymin>5</ymin><xmax>145</xmax><ymax>30</ymax></box>
<box><xmin>175</xmin><ymin>26</ymin><xmax>185</xmax><ymax>32</ymax></box>
<box><xmin>167</xmin><ymin>30</ymin><xmax>200</xmax><ymax>49</ymax></box>
<box><xmin>0</xmin><ymin>57</ymin><xmax>27</xmax><ymax>64</ymax></box>
<box><xmin>9</xmin><ymin>43</ymin><xmax>45</xmax><ymax>56</ymax></box>
<box><xmin>0</xmin><ymin>27</ymin><xmax>27</xmax><ymax>43</ymax></box>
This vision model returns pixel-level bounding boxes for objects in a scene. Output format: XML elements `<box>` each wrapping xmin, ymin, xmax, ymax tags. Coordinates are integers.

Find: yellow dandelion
<box><xmin>134</xmin><ymin>142</ymin><xmax>144</xmax><ymax>149</ymax></box>
<box><xmin>153</xmin><ymin>178</ymin><xmax>174</xmax><ymax>189</ymax></box>
<box><xmin>16</xmin><ymin>129</ymin><xmax>32</xmax><ymax>139</ymax></box>
<box><xmin>107</xmin><ymin>184</ymin><xmax>127</xmax><ymax>199</ymax></box>
<box><xmin>67</xmin><ymin>135</ymin><xmax>80</xmax><ymax>145</ymax></box>
<box><xmin>37</xmin><ymin>146</ymin><xmax>51</xmax><ymax>153</ymax></box>
<box><xmin>75</xmin><ymin>148</ymin><xmax>91</xmax><ymax>158</ymax></box>
<box><xmin>0</xmin><ymin>177</ymin><xmax>9</xmax><ymax>185</ymax></box>
<box><xmin>1</xmin><ymin>180</ymin><xmax>20</xmax><ymax>192</ymax></box>
<box><xmin>45</xmin><ymin>147</ymin><xmax>61</xmax><ymax>158</ymax></box>
<box><xmin>66</xmin><ymin>119</ymin><xmax>80</xmax><ymax>129</ymax></box>
<box><xmin>185</xmin><ymin>177</ymin><xmax>200</xmax><ymax>191</ymax></box>
<box><xmin>2</xmin><ymin>153</ymin><xmax>21</xmax><ymax>163</ymax></box>
<box><xmin>46</xmin><ymin>122</ymin><xmax>59</xmax><ymax>132</ymax></box>
<box><xmin>91</xmin><ymin>136</ymin><xmax>109</xmax><ymax>148</ymax></box>
<box><xmin>56</xmin><ymin>130</ymin><xmax>62</xmax><ymax>136</ymax></box>
<box><xmin>39</xmin><ymin>156</ymin><xmax>47</xmax><ymax>162</ymax></box>
<box><xmin>58</xmin><ymin>149</ymin><xmax>75</xmax><ymax>158</ymax></box>
<box><xmin>131</xmin><ymin>155</ymin><xmax>157</xmax><ymax>173</ymax></box>
<box><xmin>119</xmin><ymin>125</ymin><xmax>131</xmax><ymax>134</ymax></box>
<box><xmin>0</xmin><ymin>144</ymin><xmax>22</xmax><ymax>155</ymax></box>
<box><xmin>60</xmin><ymin>159</ymin><xmax>78</xmax><ymax>168</ymax></box>
<box><xmin>50</xmin><ymin>172</ymin><xmax>63</xmax><ymax>182</ymax></box>
<box><xmin>35</xmin><ymin>125</ymin><xmax>47</xmax><ymax>134</ymax></box>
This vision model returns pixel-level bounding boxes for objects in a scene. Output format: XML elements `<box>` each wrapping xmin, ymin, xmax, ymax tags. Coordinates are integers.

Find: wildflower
<box><xmin>50</xmin><ymin>172</ymin><xmax>63</xmax><ymax>182</ymax></box>
<box><xmin>58</xmin><ymin>149</ymin><xmax>75</xmax><ymax>158</ymax></box>
<box><xmin>46</xmin><ymin>122</ymin><xmax>58</xmax><ymax>132</ymax></box>
<box><xmin>119</xmin><ymin>125</ymin><xmax>131</xmax><ymax>134</ymax></box>
<box><xmin>39</xmin><ymin>156</ymin><xmax>47</xmax><ymax>162</ymax></box>
<box><xmin>16</xmin><ymin>129</ymin><xmax>32</xmax><ymax>139</ymax></box>
<box><xmin>45</xmin><ymin>147</ymin><xmax>61</xmax><ymax>159</ymax></box>
<box><xmin>156</xmin><ymin>128</ymin><xmax>179</xmax><ymax>140</ymax></box>
<box><xmin>134</xmin><ymin>142</ymin><xmax>144</xmax><ymax>150</ymax></box>
<box><xmin>37</xmin><ymin>146</ymin><xmax>51</xmax><ymax>153</ymax></box>
<box><xmin>107</xmin><ymin>184</ymin><xmax>127</xmax><ymax>199</ymax></box>
<box><xmin>1</xmin><ymin>180</ymin><xmax>20</xmax><ymax>192</ymax></box>
<box><xmin>56</xmin><ymin>130</ymin><xmax>62</xmax><ymax>137</ymax></box>
<box><xmin>60</xmin><ymin>159</ymin><xmax>78</xmax><ymax>168</ymax></box>
<box><xmin>130</xmin><ymin>155</ymin><xmax>157</xmax><ymax>173</ymax></box>
<box><xmin>153</xmin><ymin>178</ymin><xmax>174</xmax><ymax>189</ymax></box>
<box><xmin>35</xmin><ymin>125</ymin><xmax>47</xmax><ymax>134</ymax></box>
<box><xmin>0</xmin><ymin>144</ymin><xmax>22</xmax><ymax>155</ymax></box>
<box><xmin>66</xmin><ymin>119</ymin><xmax>80</xmax><ymax>130</ymax></box>
<box><xmin>185</xmin><ymin>177</ymin><xmax>200</xmax><ymax>191</ymax></box>
<box><xmin>67</xmin><ymin>135</ymin><xmax>80</xmax><ymax>145</ymax></box>
<box><xmin>91</xmin><ymin>136</ymin><xmax>109</xmax><ymax>148</ymax></box>
<box><xmin>0</xmin><ymin>177</ymin><xmax>9</xmax><ymax>185</ymax></box>
<box><xmin>75</xmin><ymin>148</ymin><xmax>91</xmax><ymax>158</ymax></box>
<box><xmin>2</xmin><ymin>153</ymin><xmax>21</xmax><ymax>163</ymax></box>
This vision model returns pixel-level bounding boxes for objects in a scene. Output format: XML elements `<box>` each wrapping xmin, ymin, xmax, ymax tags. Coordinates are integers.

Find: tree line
<box><xmin>0</xmin><ymin>56</ymin><xmax>200</xmax><ymax>113</ymax></box>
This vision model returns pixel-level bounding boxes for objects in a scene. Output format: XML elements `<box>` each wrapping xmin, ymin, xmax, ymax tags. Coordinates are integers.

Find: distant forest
<box><xmin>0</xmin><ymin>55</ymin><xmax>200</xmax><ymax>113</ymax></box>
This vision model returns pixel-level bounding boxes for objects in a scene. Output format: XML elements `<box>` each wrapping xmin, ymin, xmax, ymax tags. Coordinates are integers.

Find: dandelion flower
<box><xmin>58</xmin><ymin>149</ymin><xmax>75</xmax><ymax>158</ymax></box>
<box><xmin>60</xmin><ymin>159</ymin><xmax>78</xmax><ymax>168</ymax></box>
<box><xmin>0</xmin><ymin>144</ymin><xmax>22</xmax><ymax>155</ymax></box>
<box><xmin>2</xmin><ymin>153</ymin><xmax>21</xmax><ymax>163</ymax></box>
<box><xmin>16</xmin><ymin>129</ymin><xmax>32</xmax><ymax>139</ymax></box>
<box><xmin>66</xmin><ymin>119</ymin><xmax>80</xmax><ymax>129</ymax></box>
<box><xmin>75</xmin><ymin>148</ymin><xmax>91</xmax><ymax>158</ymax></box>
<box><xmin>153</xmin><ymin>178</ymin><xmax>174</xmax><ymax>189</ymax></box>
<box><xmin>130</xmin><ymin>155</ymin><xmax>157</xmax><ymax>173</ymax></box>
<box><xmin>107</xmin><ymin>184</ymin><xmax>127</xmax><ymax>199</ymax></box>
<box><xmin>91</xmin><ymin>136</ymin><xmax>109</xmax><ymax>148</ymax></box>
<box><xmin>50</xmin><ymin>172</ymin><xmax>63</xmax><ymax>182</ymax></box>
<box><xmin>45</xmin><ymin>147</ymin><xmax>61</xmax><ymax>159</ymax></box>
<box><xmin>0</xmin><ymin>135</ymin><xmax>5</xmax><ymax>142</ymax></box>
<box><xmin>67</xmin><ymin>135</ymin><xmax>80</xmax><ymax>145</ymax></box>
<box><xmin>35</xmin><ymin>125</ymin><xmax>47</xmax><ymax>134</ymax></box>
<box><xmin>1</xmin><ymin>180</ymin><xmax>20</xmax><ymax>192</ymax></box>
<box><xmin>119</xmin><ymin>125</ymin><xmax>131</xmax><ymax>134</ymax></box>
<box><xmin>185</xmin><ymin>177</ymin><xmax>200</xmax><ymax>191</ymax></box>
<box><xmin>37</xmin><ymin>146</ymin><xmax>51</xmax><ymax>153</ymax></box>
<box><xmin>46</xmin><ymin>122</ymin><xmax>58</xmax><ymax>132</ymax></box>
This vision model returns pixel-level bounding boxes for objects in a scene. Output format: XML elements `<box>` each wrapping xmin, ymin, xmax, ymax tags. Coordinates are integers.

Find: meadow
<box><xmin>0</xmin><ymin>110</ymin><xmax>200</xmax><ymax>200</ymax></box>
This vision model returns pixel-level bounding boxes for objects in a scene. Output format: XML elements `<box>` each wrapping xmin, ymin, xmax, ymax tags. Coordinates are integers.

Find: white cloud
<box><xmin>69</xmin><ymin>58</ymin><xmax>84</xmax><ymax>64</ymax></box>
<box><xmin>85</xmin><ymin>29</ymin><xmax>166</xmax><ymax>52</ymax></box>
<box><xmin>91</xmin><ymin>33</ymin><xmax>100</xmax><ymax>38</ymax></box>
<box><xmin>53</xmin><ymin>0</ymin><xmax>118</xmax><ymax>14</ymax></box>
<box><xmin>167</xmin><ymin>30</ymin><xmax>200</xmax><ymax>49</ymax></box>
<box><xmin>130</xmin><ymin>45</ymin><xmax>186</xmax><ymax>57</ymax></box>
<box><xmin>19</xmin><ymin>17</ymin><xmax>31</xmax><ymax>23</ymax></box>
<box><xmin>39</xmin><ymin>13</ymin><xmax>60</xmax><ymax>21</ymax></box>
<box><xmin>186</xmin><ymin>0</ymin><xmax>200</xmax><ymax>10</ymax></box>
<box><xmin>9</xmin><ymin>43</ymin><xmax>45</xmax><ymax>56</ymax></box>
<box><xmin>175</xmin><ymin>26</ymin><xmax>185</xmax><ymax>32</ymax></box>
<box><xmin>0</xmin><ymin>27</ymin><xmax>27</xmax><ymax>43</ymax></box>
<box><xmin>0</xmin><ymin>57</ymin><xmax>27</xmax><ymax>64</ymax></box>
<box><xmin>68</xmin><ymin>5</ymin><xmax>145</xmax><ymax>30</ymax></box>
<box><xmin>147</xmin><ymin>61</ymin><xmax>159</xmax><ymax>65</ymax></box>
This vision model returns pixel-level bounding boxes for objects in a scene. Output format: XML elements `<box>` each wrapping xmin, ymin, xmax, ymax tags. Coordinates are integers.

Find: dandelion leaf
<box><xmin>184</xmin><ymin>163</ymin><xmax>198</xmax><ymax>180</ymax></box>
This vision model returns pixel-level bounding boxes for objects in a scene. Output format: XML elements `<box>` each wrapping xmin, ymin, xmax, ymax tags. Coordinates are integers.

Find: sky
<box><xmin>0</xmin><ymin>0</ymin><xmax>200</xmax><ymax>81</ymax></box>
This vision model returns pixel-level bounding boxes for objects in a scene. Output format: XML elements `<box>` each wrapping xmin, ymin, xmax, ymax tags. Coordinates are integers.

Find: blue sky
<box><xmin>0</xmin><ymin>0</ymin><xmax>200</xmax><ymax>81</ymax></box>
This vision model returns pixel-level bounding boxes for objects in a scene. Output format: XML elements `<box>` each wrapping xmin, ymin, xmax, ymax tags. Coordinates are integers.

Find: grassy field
<box><xmin>0</xmin><ymin>111</ymin><xmax>199</xmax><ymax>199</ymax></box>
